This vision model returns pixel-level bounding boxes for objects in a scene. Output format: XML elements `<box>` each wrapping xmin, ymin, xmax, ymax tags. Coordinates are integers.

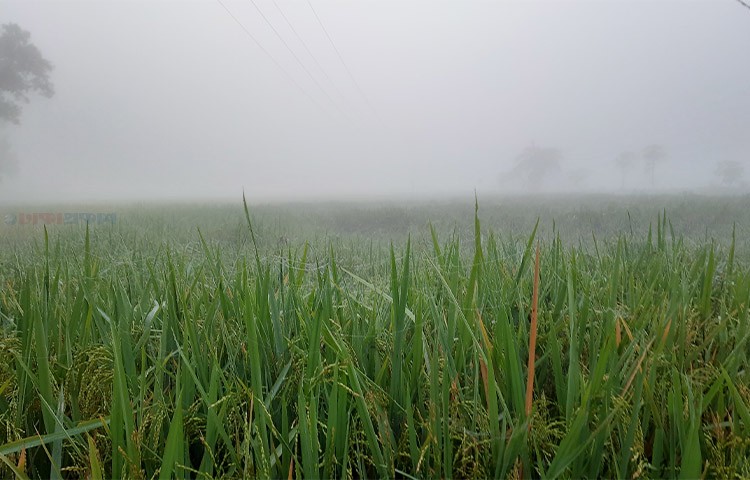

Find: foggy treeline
<box><xmin>1</xmin><ymin>0</ymin><xmax>749</xmax><ymax>203</ymax></box>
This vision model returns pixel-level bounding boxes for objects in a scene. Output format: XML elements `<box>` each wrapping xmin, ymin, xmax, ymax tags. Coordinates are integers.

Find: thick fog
<box><xmin>1</xmin><ymin>0</ymin><xmax>749</xmax><ymax>203</ymax></box>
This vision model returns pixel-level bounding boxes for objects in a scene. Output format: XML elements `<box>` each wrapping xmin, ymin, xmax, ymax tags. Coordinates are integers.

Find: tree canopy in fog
<box><xmin>506</xmin><ymin>144</ymin><xmax>562</xmax><ymax>190</ymax></box>
<box><xmin>0</xmin><ymin>23</ymin><xmax>54</xmax><ymax>125</ymax></box>
<box><xmin>715</xmin><ymin>160</ymin><xmax>744</xmax><ymax>187</ymax></box>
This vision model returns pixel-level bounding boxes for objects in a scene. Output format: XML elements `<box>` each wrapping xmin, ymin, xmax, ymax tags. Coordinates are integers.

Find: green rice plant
<box><xmin>0</xmin><ymin>199</ymin><xmax>749</xmax><ymax>478</ymax></box>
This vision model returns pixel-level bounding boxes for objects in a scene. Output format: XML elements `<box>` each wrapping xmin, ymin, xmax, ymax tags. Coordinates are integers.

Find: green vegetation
<box><xmin>1</xmin><ymin>196</ymin><xmax>749</xmax><ymax>478</ymax></box>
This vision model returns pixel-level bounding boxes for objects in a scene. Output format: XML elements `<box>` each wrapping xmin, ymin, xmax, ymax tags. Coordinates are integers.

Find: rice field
<box><xmin>1</xmin><ymin>195</ymin><xmax>749</xmax><ymax>478</ymax></box>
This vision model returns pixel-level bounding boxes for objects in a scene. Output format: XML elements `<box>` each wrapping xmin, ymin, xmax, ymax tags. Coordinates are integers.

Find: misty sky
<box><xmin>1</xmin><ymin>0</ymin><xmax>749</xmax><ymax>203</ymax></box>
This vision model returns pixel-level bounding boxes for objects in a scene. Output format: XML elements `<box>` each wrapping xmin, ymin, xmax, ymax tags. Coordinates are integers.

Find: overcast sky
<box><xmin>1</xmin><ymin>0</ymin><xmax>748</xmax><ymax>203</ymax></box>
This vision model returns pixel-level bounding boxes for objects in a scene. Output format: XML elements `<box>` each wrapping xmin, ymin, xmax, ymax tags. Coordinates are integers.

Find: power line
<box><xmin>213</xmin><ymin>0</ymin><xmax>329</xmax><ymax>116</ymax></box>
<box><xmin>248</xmin><ymin>0</ymin><xmax>350</xmax><ymax>121</ymax></box>
<box><xmin>271</xmin><ymin>0</ymin><xmax>352</xmax><ymax>111</ymax></box>
<box><xmin>306</xmin><ymin>0</ymin><xmax>384</xmax><ymax>126</ymax></box>
<box><xmin>734</xmin><ymin>0</ymin><xmax>750</xmax><ymax>11</ymax></box>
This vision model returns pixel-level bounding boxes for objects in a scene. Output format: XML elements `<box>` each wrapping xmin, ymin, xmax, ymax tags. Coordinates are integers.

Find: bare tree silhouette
<box><xmin>642</xmin><ymin>144</ymin><xmax>667</xmax><ymax>187</ymax></box>
<box><xmin>614</xmin><ymin>151</ymin><xmax>637</xmax><ymax>190</ymax></box>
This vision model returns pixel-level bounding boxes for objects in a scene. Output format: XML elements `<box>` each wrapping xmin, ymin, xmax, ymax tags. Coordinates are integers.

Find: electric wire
<box><xmin>271</xmin><ymin>0</ymin><xmax>353</xmax><ymax>111</ymax></box>
<box><xmin>248</xmin><ymin>0</ymin><xmax>351</xmax><ymax>121</ymax></box>
<box><xmin>214</xmin><ymin>0</ymin><xmax>331</xmax><ymax>117</ymax></box>
<box><xmin>306</xmin><ymin>0</ymin><xmax>384</xmax><ymax>127</ymax></box>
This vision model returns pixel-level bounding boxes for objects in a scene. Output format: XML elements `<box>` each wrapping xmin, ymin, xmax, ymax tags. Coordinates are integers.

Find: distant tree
<box><xmin>506</xmin><ymin>143</ymin><xmax>562</xmax><ymax>189</ymax></box>
<box><xmin>567</xmin><ymin>168</ymin><xmax>589</xmax><ymax>188</ymax></box>
<box><xmin>0</xmin><ymin>23</ymin><xmax>54</xmax><ymax>124</ymax></box>
<box><xmin>714</xmin><ymin>160</ymin><xmax>744</xmax><ymax>187</ymax></box>
<box><xmin>0</xmin><ymin>23</ymin><xmax>53</xmax><ymax>182</ymax></box>
<box><xmin>614</xmin><ymin>151</ymin><xmax>637</xmax><ymax>190</ymax></box>
<box><xmin>0</xmin><ymin>135</ymin><xmax>18</xmax><ymax>181</ymax></box>
<box><xmin>642</xmin><ymin>144</ymin><xmax>667</xmax><ymax>187</ymax></box>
